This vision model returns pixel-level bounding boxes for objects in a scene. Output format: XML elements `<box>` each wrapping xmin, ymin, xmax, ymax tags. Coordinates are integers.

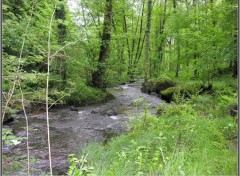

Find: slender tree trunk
<box><xmin>92</xmin><ymin>0</ymin><xmax>113</xmax><ymax>88</ymax></box>
<box><xmin>46</xmin><ymin>7</ymin><xmax>56</xmax><ymax>175</ymax></box>
<box><xmin>133</xmin><ymin>0</ymin><xmax>146</xmax><ymax>69</ymax></box>
<box><xmin>157</xmin><ymin>0</ymin><xmax>167</xmax><ymax>75</ymax></box>
<box><xmin>122</xmin><ymin>9</ymin><xmax>132</xmax><ymax>76</ymax></box>
<box><xmin>173</xmin><ymin>0</ymin><xmax>180</xmax><ymax>77</ymax></box>
<box><xmin>233</xmin><ymin>29</ymin><xmax>238</xmax><ymax>77</ymax></box>
<box><xmin>175</xmin><ymin>46</ymin><xmax>180</xmax><ymax>77</ymax></box>
<box><xmin>145</xmin><ymin>0</ymin><xmax>152</xmax><ymax>81</ymax></box>
<box><xmin>193</xmin><ymin>0</ymin><xmax>198</xmax><ymax>78</ymax></box>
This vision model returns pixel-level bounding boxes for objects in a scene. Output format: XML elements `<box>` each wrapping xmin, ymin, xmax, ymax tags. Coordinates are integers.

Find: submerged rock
<box><xmin>106</xmin><ymin>109</ymin><xmax>118</xmax><ymax>116</ymax></box>
<box><xmin>3</xmin><ymin>115</ymin><xmax>14</xmax><ymax>125</ymax></box>
<box><xmin>91</xmin><ymin>110</ymin><xmax>98</xmax><ymax>114</ymax></box>
<box><xmin>70</xmin><ymin>106</ymin><xmax>78</xmax><ymax>111</ymax></box>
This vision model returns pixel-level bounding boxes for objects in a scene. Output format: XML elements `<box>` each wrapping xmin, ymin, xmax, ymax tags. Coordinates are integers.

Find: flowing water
<box><xmin>3</xmin><ymin>80</ymin><xmax>163</xmax><ymax>175</ymax></box>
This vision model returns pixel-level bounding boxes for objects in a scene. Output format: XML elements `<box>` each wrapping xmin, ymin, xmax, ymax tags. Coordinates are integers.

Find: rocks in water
<box><xmin>91</xmin><ymin>110</ymin><xmax>98</xmax><ymax>114</ymax></box>
<box><xmin>70</xmin><ymin>106</ymin><xmax>78</xmax><ymax>111</ymax></box>
<box><xmin>106</xmin><ymin>110</ymin><xmax>117</xmax><ymax>116</ymax></box>
<box><xmin>150</xmin><ymin>92</ymin><xmax>158</xmax><ymax>96</ymax></box>
<box><xmin>104</xmin><ymin>92</ymin><xmax>115</xmax><ymax>101</ymax></box>
<box><xmin>3</xmin><ymin>115</ymin><xmax>14</xmax><ymax>125</ymax></box>
<box><xmin>100</xmin><ymin>109</ymin><xmax>118</xmax><ymax>116</ymax></box>
<box><xmin>230</xmin><ymin>104</ymin><xmax>238</xmax><ymax>117</ymax></box>
<box><xmin>109</xmin><ymin>116</ymin><xmax>118</xmax><ymax>120</ymax></box>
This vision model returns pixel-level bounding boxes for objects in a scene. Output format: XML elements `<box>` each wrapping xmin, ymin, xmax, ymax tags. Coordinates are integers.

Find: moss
<box><xmin>141</xmin><ymin>78</ymin><xmax>175</xmax><ymax>94</ymax></box>
<box><xmin>66</xmin><ymin>86</ymin><xmax>114</xmax><ymax>106</ymax></box>
<box><xmin>141</xmin><ymin>80</ymin><xmax>157</xmax><ymax>94</ymax></box>
<box><xmin>160</xmin><ymin>85</ymin><xmax>196</xmax><ymax>103</ymax></box>
<box><xmin>160</xmin><ymin>87</ymin><xmax>177</xmax><ymax>102</ymax></box>
<box><xmin>155</xmin><ymin>78</ymin><xmax>176</xmax><ymax>94</ymax></box>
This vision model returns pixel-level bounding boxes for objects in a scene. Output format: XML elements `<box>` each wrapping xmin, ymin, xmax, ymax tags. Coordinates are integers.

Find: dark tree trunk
<box><xmin>92</xmin><ymin>0</ymin><xmax>113</xmax><ymax>88</ymax></box>
<box><xmin>193</xmin><ymin>0</ymin><xmax>198</xmax><ymax>78</ymax></box>
<box><xmin>175</xmin><ymin>46</ymin><xmax>180</xmax><ymax>77</ymax></box>
<box><xmin>55</xmin><ymin>0</ymin><xmax>67</xmax><ymax>85</ymax></box>
<box><xmin>233</xmin><ymin>60</ymin><xmax>238</xmax><ymax>77</ymax></box>
<box><xmin>232</xmin><ymin>28</ymin><xmax>238</xmax><ymax>77</ymax></box>
<box><xmin>133</xmin><ymin>0</ymin><xmax>145</xmax><ymax>70</ymax></box>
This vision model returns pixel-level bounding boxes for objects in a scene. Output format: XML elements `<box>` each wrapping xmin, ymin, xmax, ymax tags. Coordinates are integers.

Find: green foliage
<box><xmin>68</xmin><ymin>154</ymin><xmax>95</xmax><ymax>176</ymax></box>
<box><xmin>2</xmin><ymin>128</ymin><xmax>23</xmax><ymax>146</ymax></box>
<box><xmin>3</xmin><ymin>0</ymin><xmax>238</xmax><ymax>174</ymax></box>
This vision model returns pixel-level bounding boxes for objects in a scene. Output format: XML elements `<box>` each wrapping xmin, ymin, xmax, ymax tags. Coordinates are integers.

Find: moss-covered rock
<box><xmin>160</xmin><ymin>85</ymin><xmax>196</xmax><ymax>102</ymax></box>
<box><xmin>155</xmin><ymin>78</ymin><xmax>176</xmax><ymax>94</ymax></box>
<box><xmin>141</xmin><ymin>80</ymin><xmax>157</xmax><ymax>94</ymax></box>
<box><xmin>66</xmin><ymin>87</ymin><xmax>115</xmax><ymax>106</ymax></box>
<box><xmin>160</xmin><ymin>87</ymin><xmax>177</xmax><ymax>102</ymax></box>
<box><xmin>141</xmin><ymin>78</ymin><xmax>175</xmax><ymax>94</ymax></box>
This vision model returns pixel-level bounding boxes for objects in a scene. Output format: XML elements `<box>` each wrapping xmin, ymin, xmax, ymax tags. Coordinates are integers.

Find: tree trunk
<box><xmin>92</xmin><ymin>0</ymin><xmax>113</xmax><ymax>88</ymax></box>
<box><xmin>193</xmin><ymin>0</ymin><xmax>198</xmax><ymax>78</ymax></box>
<box><xmin>133</xmin><ymin>0</ymin><xmax>145</xmax><ymax>67</ymax></box>
<box><xmin>145</xmin><ymin>0</ymin><xmax>152</xmax><ymax>81</ymax></box>
<box><xmin>157</xmin><ymin>0</ymin><xmax>167</xmax><ymax>74</ymax></box>
<box><xmin>55</xmin><ymin>1</ymin><xmax>67</xmax><ymax>85</ymax></box>
<box><xmin>175</xmin><ymin>46</ymin><xmax>180</xmax><ymax>77</ymax></box>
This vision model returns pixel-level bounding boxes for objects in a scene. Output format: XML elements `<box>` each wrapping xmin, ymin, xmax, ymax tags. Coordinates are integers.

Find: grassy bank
<box><xmin>69</xmin><ymin>78</ymin><xmax>238</xmax><ymax>176</ymax></box>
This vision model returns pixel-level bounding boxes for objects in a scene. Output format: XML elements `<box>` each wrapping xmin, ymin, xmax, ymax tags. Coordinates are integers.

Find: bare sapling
<box><xmin>46</xmin><ymin>5</ymin><xmax>56</xmax><ymax>176</ymax></box>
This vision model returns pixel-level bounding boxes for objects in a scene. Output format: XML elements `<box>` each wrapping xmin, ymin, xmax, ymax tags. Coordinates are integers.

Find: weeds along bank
<box><xmin>68</xmin><ymin>77</ymin><xmax>237</xmax><ymax>176</ymax></box>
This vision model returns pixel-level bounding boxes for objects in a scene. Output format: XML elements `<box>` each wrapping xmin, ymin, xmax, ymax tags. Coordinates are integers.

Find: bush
<box><xmin>65</xmin><ymin>82</ymin><xmax>114</xmax><ymax>106</ymax></box>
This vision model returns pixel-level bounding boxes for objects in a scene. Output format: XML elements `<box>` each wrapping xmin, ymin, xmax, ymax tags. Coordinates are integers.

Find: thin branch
<box><xmin>26</xmin><ymin>36</ymin><xmax>48</xmax><ymax>57</ymax></box>
<box><xmin>49</xmin><ymin>40</ymin><xmax>80</xmax><ymax>63</ymax></box>
<box><xmin>19</xmin><ymin>83</ymin><xmax>30</xmax><ymax>175</ymax></box>
<box><xmin>46</xmin><ymin>6</ymin><xmax>56</xmax><ymax>176</ymax></box>
<box><xmin>48</xmin><ymin>92</ymin><xmax>72</xmax><ymax>109</ymax></box>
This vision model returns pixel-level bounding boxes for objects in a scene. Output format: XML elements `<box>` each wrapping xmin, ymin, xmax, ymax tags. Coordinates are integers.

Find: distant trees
<box><xmin>3</xmin><ymin>0</ymin><xmax>237</xmax><ymax>103</ymax></box>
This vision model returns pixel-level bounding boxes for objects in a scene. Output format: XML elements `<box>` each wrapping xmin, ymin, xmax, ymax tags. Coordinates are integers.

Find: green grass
<box><xmin>68</xmin><ymin>77</ymin><xmax>237</xmax><ymax>176</ymax></box>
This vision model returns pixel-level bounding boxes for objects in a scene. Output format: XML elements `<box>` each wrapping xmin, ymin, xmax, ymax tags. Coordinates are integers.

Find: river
<box><xmin>3</xmin><ymin>80</ymin><xmax>163</xmax><ymax>175</ymax></box>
